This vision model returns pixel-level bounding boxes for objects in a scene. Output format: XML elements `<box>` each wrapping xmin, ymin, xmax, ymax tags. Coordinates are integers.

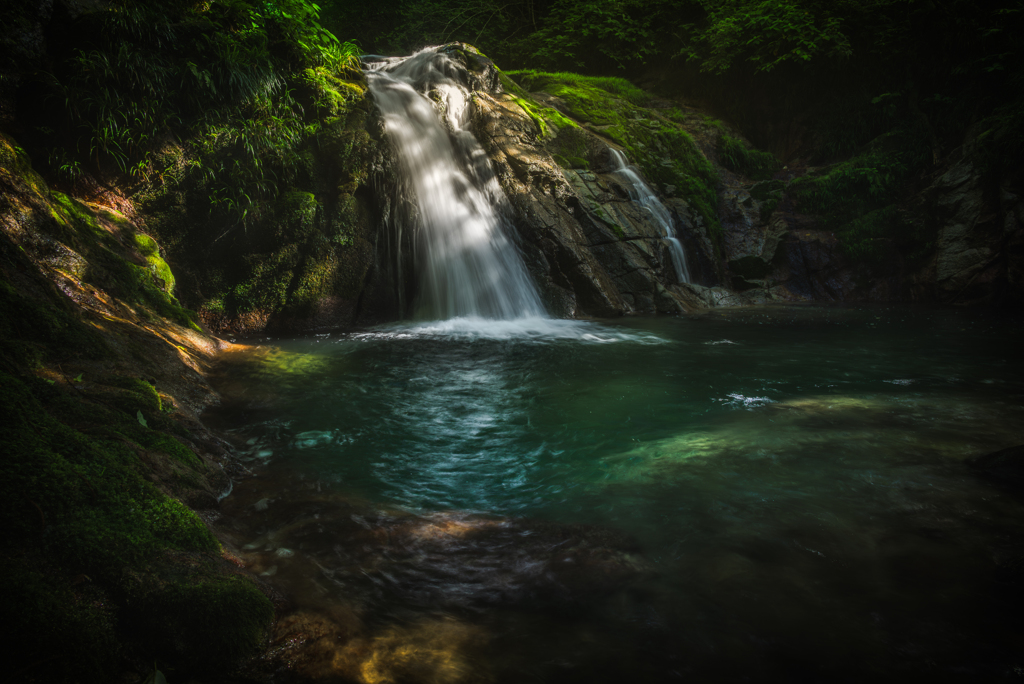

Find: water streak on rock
<box><xmin>608</xmin><ymin>148</ymin><xmax>691</xmax><ymax>283</ymax></box>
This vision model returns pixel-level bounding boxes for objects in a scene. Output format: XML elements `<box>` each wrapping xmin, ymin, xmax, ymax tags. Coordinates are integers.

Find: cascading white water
<box><xmin>365</xmin><ymin>48</ymin><xmax>545</xmax><ymax>320</ymax></box>
<box><xmin>608</xmin><ymin>149</ymin><xmax>691</xmax><ymax>284</ymax></box>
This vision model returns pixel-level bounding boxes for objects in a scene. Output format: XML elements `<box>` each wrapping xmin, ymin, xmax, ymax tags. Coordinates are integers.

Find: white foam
<box><xmin>351</xmin><ymin>316</ymin><xmax>666</xmax><ymax>344</ymax></box>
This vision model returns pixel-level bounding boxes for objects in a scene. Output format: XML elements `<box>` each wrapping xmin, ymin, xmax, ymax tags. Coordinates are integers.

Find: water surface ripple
<box><xmin>211</xmin><ymin>305</ymin><xmax>1024</xmax><ymax>683</ymax></box>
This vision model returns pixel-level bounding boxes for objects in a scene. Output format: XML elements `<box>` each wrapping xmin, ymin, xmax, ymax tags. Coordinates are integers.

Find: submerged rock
<box><xmin>222</xmin><ymin>491</ymin><xmax>651</xmax><ymax>613</ymax></box>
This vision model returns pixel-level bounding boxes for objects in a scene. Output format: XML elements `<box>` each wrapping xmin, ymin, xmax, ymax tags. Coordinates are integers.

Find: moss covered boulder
<box><xmin>0</xmin><ymin>132</ymin><xmax>275</xmax><ymax>681</ymax></box>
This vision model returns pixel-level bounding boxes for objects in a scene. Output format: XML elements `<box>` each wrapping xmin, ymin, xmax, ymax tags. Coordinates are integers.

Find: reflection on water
<box><xmin>209</xmin><ymin>305</ymin><xmax>1024</xmax><ymax>682</ymax></box>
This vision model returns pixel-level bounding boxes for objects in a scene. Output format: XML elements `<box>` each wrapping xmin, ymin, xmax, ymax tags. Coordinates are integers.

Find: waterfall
<box><xmin>608</xmin><ymin>149</ymin><xmax>691</xmax><ymax>284</ymax></box>
<box><xmin>365</xmin><ymin>48</ymin><xmax>545</xmax><ymax>321</ymax></box>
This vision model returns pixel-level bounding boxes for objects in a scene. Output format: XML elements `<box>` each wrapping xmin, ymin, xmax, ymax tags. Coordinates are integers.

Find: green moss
<box><xmin>0</xmin><ymin>558</ymin><xmax>120</xmax><ymax>683</ymax></box>
<box><xmin>86</xmin><ymin>243</ymin><xmax>200</xmax><ymax>330</ymax></box>
<box><xmin>37</xmin><ymin>192</ymin><xmax>199</xmax><ymax>331</ymax></box>
<box><xmin>222</xmin><ymin>245</ymin><xmax>300</xmax><ymax>314</ymax></box>
<box><xmin>515</xmin><ymin>76</ymin><xmax>622</xmax><ymax>126</ymax></box>
<box><xmin>507</xmin><ymin>70</ymin><xmax>722</xmax><ymax>241</ymax></box>
<box><xmin>508</xmin><ymin>70</ymin><xmax>652</xmax><ymax>107</ymax></box>
<box><xmin>498</xmin><ymin>71</ymin><xmax>531</xmax><ymax>98</ymax></box>
<box><xmin>0</xmin><ymin>371</ymin><xmax>217</xmax><ymax>580</ymax></box>
<box><xmin>607</xmin><ymin>122</ymin><xmax>721</xmax><ymax>240</ymax></box>
<box><xmin>133</xmin><ymin>232</ymin><xmax>176</xmax><ymax>294</ymax></box>
<box><xmin>0</xmin><ymin>368</ymin><xmax>257</xmax><ymax>679</ymax></box>
<box><xmin>512</xmin><ymin>96</ymin><xmax>549</xmax><ymax>138</ymax></box>
<box><xmin>50</xmin><ymin>192</ymin><xmax>105</xmax><ymax>238</ymax></box>
<box><xmin>302</xmin><ymin>66</ymin><xmax>366</xmax><ymax>117</ymax></box>
<box><xmin>101</xmin><ymin>375</ymin><xmax>161</xmax><ymax>411</ymax></box>
<box><xmin>547</xmin><ymin>125</ymin><xmax>588</xmax><ymax>169</ymax></box>
<box><xmin>274</xmin><ymin>190</ymin><xmax>318</xmax><ymax>241</ymax></box>
<box><xmin>135</xmin><ymin>574</ymin><xmax>274</xmax><ymax>673</ymax></box>
<box><xmin>0</xmin><ymin>254</ymin><xmax>109</xmax><ymax>367</ymax></box>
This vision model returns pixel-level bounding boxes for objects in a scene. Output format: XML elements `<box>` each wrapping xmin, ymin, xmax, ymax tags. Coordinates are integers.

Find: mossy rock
<box><xmin>0</xmin><ymin>371</ymin><xmax>217</xmax><ymax>574</ymax></box>
<box><xmin>507</xmin><ymin>71</ymin><xmax>722</xmax><ymax>241</ymax></box>
<box><xmin>0</xmin><ymin>368</ymin><xmax>269</xmax><ymax>678</ymax></box>
<box><xmin>0</xmin><ymin>557</ymin><xmax>120</xmax><ymax>683</ymax></box>
<box><xmin>0</xmin><ymin>131</ymin><xmax>49</xmax><ymax>197</ymax></box>
<box><xmin>273</xmin><ymin>190</ymin><xmax>318</xmax><ymax>242</ymax></box>
<box><xmin>97</xmin><ymin>374</ymin><xmax>162</xmax><ymax>411</ymax></box>
<box><xmin>718</xmin><ymin>134</ymin><xmax>779</xmax><ymax>180</ymax></box>
<box><xmin>749</xmin><ymin>179</ymin><xmax>786</xmax><ymax>202</ymax></box>
<box><xmin>0</xmin><ymin>245</ymin><xmax>109</xmax><ymax>366</ymax></box>
<box><xmin>133</xmin><ymin>232</ymin><xmax>176</xmax><ymax>294</ymax></box>
<box><xmin>130</xmin><ymin>573</ymin><xmax>274</xmax><ymax>674</ymax></box>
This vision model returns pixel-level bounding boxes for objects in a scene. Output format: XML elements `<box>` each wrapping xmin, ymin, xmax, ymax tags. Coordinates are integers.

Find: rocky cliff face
<box><xmin>6</xmin><ymin>37</ymin><xmax>1022</xmax><ymax>339</ymax></box>
<box><xmin>919</xmin><ymin>155</ymin><xmax>1024</xmax><ymax>305</ymax></box>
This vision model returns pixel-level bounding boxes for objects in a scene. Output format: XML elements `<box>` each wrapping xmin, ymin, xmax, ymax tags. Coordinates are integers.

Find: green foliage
<box><xmin>718</xmin><ymin>134</ymin><xmax>779</xmax><ymax>179</ymax></box>
<box><xmin>526</xmin><ymin>0</ymin><xmax>688</xmax><ymax>70</ymax></box>
<box><xmin>790</xmin><ymin>128</ymin><xmax>933</xmax><ymax>263</ymax></box>
<box><xmin>790</xmin><ymin>130</ymin><xmax>928</xmax><ymax>222</ymax></box>
<box><xmin>511</xmin><ymin>70</ymin><xmax>652</xmax><ymax>106</ymax></box>
<box><xmin>813</xmin><ymin>203</ymin><xmax>929</xmax><ymax>266</ymax></box>
<box><xmin>36</xmin><ymin>0</ymin><xmax>364</xmax><ymax>231</ymax></box>
<box><xmin>680</xmin><ymin>0</ymin><xmax>853</xmax><ymax>74</ymax></box>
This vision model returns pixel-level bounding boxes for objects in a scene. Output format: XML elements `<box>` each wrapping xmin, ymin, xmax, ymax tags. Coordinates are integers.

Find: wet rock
<box><xmin>260</xmin><ymin>611</ymin><xmax>489</xmax><ymax>684</ymax></box>
<box><xmin>225</xmin><ymin>492</ymin><xmax>652</xmax><ymax>613</ymax></box>
<box><xmin>919</xmin><ymin>156</ymin><xmax>1024</xmax><ymax>305</ymax></box>
<box><xmin>467</xmin><ymin>57</ymin><xmax>718</xmax><ymax>315</ymax></box>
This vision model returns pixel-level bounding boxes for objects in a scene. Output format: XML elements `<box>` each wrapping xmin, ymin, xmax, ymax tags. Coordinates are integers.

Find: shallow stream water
<box><xmin>209</xmin><ymin>305</ymin><xmax>1024</xmax><ymax>683</ymax></box>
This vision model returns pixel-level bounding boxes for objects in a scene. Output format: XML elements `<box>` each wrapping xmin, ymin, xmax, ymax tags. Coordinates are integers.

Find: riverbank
<box><xmin>0</xmin><ymin>132</ymin><xmax>284</xmax><ymax>680</ymax></box>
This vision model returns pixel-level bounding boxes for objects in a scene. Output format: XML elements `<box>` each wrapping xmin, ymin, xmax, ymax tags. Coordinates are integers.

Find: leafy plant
<box><xmin>718</xmin><ymin>134</ymin><xmax>778</xmax><ymax>179</ymax></box>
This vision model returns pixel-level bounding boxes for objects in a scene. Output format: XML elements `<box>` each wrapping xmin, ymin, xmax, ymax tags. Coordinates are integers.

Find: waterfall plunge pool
<box><xmin>208</xmin><ymin>305</ymin><xmax>1024</xmax><ymax>682</ymax></box>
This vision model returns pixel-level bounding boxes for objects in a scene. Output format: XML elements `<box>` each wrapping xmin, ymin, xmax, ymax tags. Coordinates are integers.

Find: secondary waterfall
<box><xmin>608</xmin><ymin>149</ymin><xmax>691</xmax><ymax>284</ymax></box>
<box><xmin>365</xmin><ymin>48</ymin><xmax>545</xmax><ymax>320</ymax></box>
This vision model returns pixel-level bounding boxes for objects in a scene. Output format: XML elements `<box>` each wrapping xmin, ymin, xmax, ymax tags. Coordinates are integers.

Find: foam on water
<box><xmin>350</xmin><ymin>316</ymin><xmax>667</xmax><ymax>344</ymax></box>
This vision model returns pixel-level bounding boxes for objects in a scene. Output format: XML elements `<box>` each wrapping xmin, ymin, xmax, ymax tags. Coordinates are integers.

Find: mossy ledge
<box><xmin>507</xmin><ymin>70</ymin><xmax>723</xmax><ymax>242</ymax></box>
<box><xmin>1</xmin><ymin>132</ymin><xmax>275</xmax><ymax>682</ymax></box>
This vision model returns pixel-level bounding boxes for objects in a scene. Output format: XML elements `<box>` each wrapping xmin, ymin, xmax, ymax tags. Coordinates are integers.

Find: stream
<box><xmin>208</xmin><ymin>304</ymin><xmax>1024</xmax><ymax>683</ymax></box>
